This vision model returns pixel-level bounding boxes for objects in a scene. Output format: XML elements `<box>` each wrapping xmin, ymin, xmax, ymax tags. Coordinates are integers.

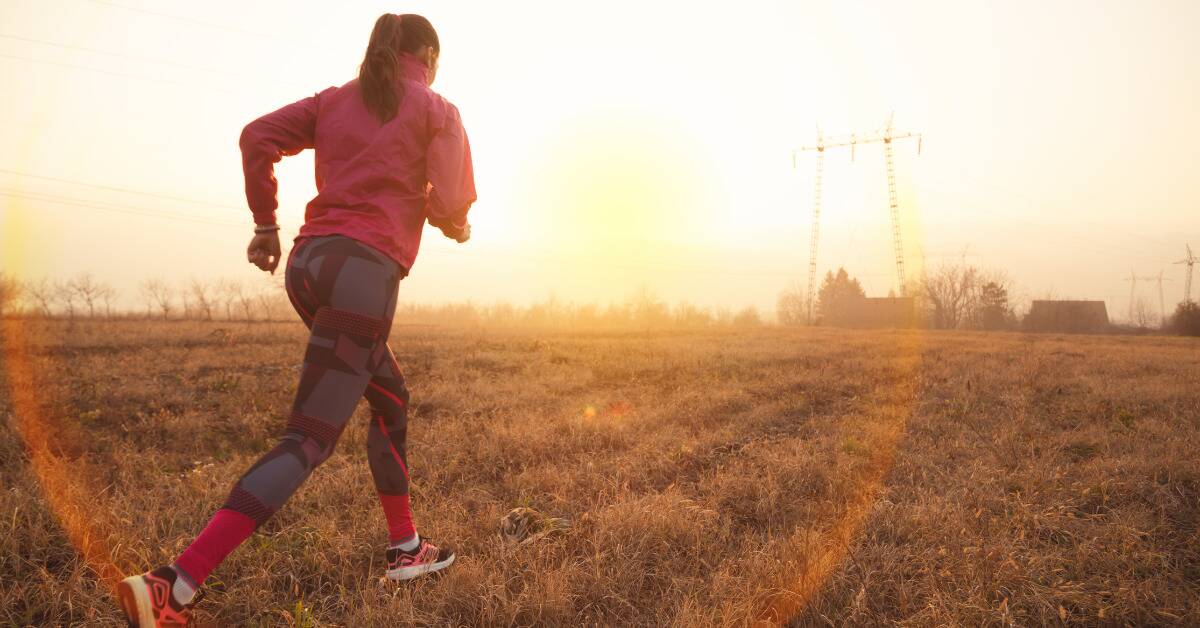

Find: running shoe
<box><xmin>117</xmin><ymin>566</ymin><xmax>202</xmax><ymax>627</ymax></box>
<box><xmin>385</xmin><ymin>537</ymin><xmax>456</xmax><ymax>581</ymax></box>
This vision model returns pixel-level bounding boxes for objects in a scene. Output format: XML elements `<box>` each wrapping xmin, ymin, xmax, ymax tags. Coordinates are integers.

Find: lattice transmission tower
<box><xmin>1123</xmin><ymin>270</ymin><xmax>1172</xmax><ymax>327</ymax></box>
<box><xmin>1176</xmin><ymin>244</ymin><xmax>1197</xmax><ymax>303</ymax></box>
<box><xmin>792</xmin><ymin>114</ymin><xmax>922</xmax><ymax>322</ymax></box>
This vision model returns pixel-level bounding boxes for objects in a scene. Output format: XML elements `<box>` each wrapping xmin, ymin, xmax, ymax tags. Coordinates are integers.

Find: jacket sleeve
<box><xmin>239</xmin><ymin>94</ymin><xmax>319</xmax><ymax>226</ymax></box>
<box><xmin>424</xmin><ymin>98</ymin><xmax>477</xmax><ymax>238</ymax></box>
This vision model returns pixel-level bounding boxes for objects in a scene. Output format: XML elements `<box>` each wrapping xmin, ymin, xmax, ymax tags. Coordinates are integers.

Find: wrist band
<box><xmin>254</xmin><ymin>224</ymin><xmax>281</xmax><ymax>233</ymax></box>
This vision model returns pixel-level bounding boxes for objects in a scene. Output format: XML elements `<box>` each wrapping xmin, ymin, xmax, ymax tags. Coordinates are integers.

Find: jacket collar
<box><xmin>398</xmin><ymin>53</ymin><xmax>430</xmax><ymax>85</ymax></box>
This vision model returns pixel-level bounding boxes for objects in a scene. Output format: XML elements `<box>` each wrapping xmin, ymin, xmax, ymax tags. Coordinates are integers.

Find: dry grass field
<box><xmin>1</xmin><ymin>318</ymin><xmax>1198</xmax><ymax>626</ymax></box>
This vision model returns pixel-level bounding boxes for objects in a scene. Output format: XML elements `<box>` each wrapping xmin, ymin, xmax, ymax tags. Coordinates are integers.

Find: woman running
<box><xmin>118</xmin><ymin>14</ymin><xmax>475</xmax><ymax>627</ymax></box>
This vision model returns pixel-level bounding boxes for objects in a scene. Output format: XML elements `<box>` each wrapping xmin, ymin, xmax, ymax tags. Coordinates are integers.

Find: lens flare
<box><xmin>2</xmin><ymin>318</ymin><xmax>130</xmax><ymax>592</ymax></box>
<box><xmin>756</xmin><ymin>330</ymin><xmax>924</xmax><ymax>624</ymax></box>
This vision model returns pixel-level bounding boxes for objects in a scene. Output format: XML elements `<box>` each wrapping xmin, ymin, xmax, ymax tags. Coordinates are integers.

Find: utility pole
<box><xmin>1175</xmin><ymin>244</ymin><xmax>1197</xmax><ymax>303</ymax></box>
<box><xmin>793</xmin><ymin>114</ymin><xmax>922</xmax><ymax>322</ymax></box>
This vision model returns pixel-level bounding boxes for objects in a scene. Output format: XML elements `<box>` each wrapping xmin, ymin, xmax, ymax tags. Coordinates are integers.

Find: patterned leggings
<box><xmin>228</xmin><ymin>235</ymin><xmax>413</xmax><ymax>520</ymax></box>
<box><xmin>174</xmin><ymin>236</ymin><xmax>414</xmax><ymax>586</ymax></box>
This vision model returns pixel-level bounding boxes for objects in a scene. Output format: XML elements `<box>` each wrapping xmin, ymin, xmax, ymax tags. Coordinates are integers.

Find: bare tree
<box><xmin>188</xmin><ymin>279</ymin><xmax>215</xmax><ymax>321</ymax></box>
<box><xmin>68</xmin><ymin>273</ymin><xmax>108</xmax><ymax>318</ymax></box>
<box><xmin>255</xmin><ymin>289</ymin><xmax>274</xmax><ymax>321</ymax></box>
<box><xmin>216</xmin><ymin>279</ymin><xmax>239</xmax><ymax>321</ymax></box>
<box><xmin>628</xmin><ymin>287</ymin><xmax>669</xmax><ymax>328</ymax></box>
<box><xmin>776</xmin><ymin>286</ymin><xmax>806</xmax><ymax>326</ymax></box>
<box><xmin>733</xmin><ymin>306</ymin><xmax>763</xmax><ymax>327</ymax></box>
<box><xmin>141</xmin><ymin>279</ymin><xmax>173</xmax><ymax>319</ymax></box>
<box><xmin>253</xmin><ymin>278</ymin><xmax>292</xmax><ymax>321</ymax></box>
<box><xmin>673</xmin><ymin>301</ymin><xmax>713</xmax><ymax>327</ymax></box>
<box><xmin>919</xmin><ymin>262</ymin><xmax>980</xmax><ymax>330</ymax></box>
<box><xmin>230</xmin><ymin>281</ymin><xmax>255</xmax><ymax>321</ymax></box>
<box><xmin>98</xmin><ymin>283</ymin><xmax>117</xmax><ymax>318</ymax></box>
<box><xmin>1132</xmin><ymin>296</ymin><xmax>1155</xmax><ymax>328</ymax></box>
<box><xmin>0</xmin><ymin>272</ymin><xmax>22</xmax><ymax>317</ymax></box>
<box><xmin>55</xmin><ymin>280</ymin><xmax>77</xmax><ymax>319</ymax></box>
<box><xmin>26</xmin><ymin>278</ymin><xmax>55</xmax><ymax>317</ymax></box>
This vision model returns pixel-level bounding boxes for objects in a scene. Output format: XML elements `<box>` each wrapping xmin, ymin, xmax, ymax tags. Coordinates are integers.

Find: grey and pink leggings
<box><xmin>175</xmin><ymin>235</ymin><xmax>416</xmax><ymax>586</ymax></box>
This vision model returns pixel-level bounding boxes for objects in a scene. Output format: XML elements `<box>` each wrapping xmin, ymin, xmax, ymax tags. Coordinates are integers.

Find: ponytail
<box><xmin>358</xmin><ymin>13</ymin><xmax>440</xmax><ymax>123</ymax></box>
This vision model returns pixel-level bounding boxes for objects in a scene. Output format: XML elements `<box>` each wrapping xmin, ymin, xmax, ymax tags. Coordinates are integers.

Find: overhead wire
<box><xmin>0</xmin><ymin>188</ymin><xmax>243</xmax><ymax>227</ymax></box>
<box><xmin>0</xmin><ymin>51</ymin><xmax>239</xmax><ymax>93</ymax></box>
<box><xmin>0</xmin><ymin>169</ymin><xmax>243</xmax><ymax>211</ymax></box>
<box><xmin>84</xmin><ymin>0</ymin><xmax>284</xmax><ymax>39</ymax></box>
<box><xmin>0</xmin><ymin>33</ymin><xmax>310</xmax><ymax>88</ymax></box>
<box><xmin>81</xmin><ymin>0</ymin><xmax>339</xmax><ymax>53</ymax></box>
<box><xmin>12</xmin><ymin>6</ymin><xmax>1183</xmax><ymax>285</ymax></box>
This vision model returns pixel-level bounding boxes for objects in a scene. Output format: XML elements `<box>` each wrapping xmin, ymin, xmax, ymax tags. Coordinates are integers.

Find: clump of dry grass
<box><xmin>1</xmin><ymin>319</ymin><xmax>1198</xmax><ymax>625</ymax></box>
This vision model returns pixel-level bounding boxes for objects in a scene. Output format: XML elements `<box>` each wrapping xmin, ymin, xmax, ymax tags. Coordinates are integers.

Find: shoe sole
<box><xmin>117</xmin><ymin>576</ymin><xmax>154</xmax><ymax>627</ymax></box>
<box><xmin>386</xmin><ymin>553</ymin><xmax>456</xmax><ymax>581</ymax></box>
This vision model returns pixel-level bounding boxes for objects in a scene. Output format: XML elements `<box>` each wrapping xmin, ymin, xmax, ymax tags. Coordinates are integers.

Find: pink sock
<box><xmin>173</xmin><ymin>509</ymin><xmax>256</xmax><ymax>585</ymax></box>
<box><xmin>379</xmin><ymin>493</ymin><xmax>416</xmax><ymax>543</ymax></box>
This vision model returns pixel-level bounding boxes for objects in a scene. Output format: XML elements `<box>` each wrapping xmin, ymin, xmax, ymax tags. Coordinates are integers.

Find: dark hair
<box><xmin>358</xmin><ymin>13</ymin><xmax>440</xmax><ymax>123</ymax></box>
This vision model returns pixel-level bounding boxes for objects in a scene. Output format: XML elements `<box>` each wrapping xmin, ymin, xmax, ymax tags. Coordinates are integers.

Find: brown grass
<box><xmin>1</xmin><ymin>319</ymin><xmax>1198</xmax><ymax>626</ymax></box>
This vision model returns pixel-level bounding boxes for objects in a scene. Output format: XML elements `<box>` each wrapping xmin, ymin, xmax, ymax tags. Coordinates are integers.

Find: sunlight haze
<box><xmin>1</xmin><ymin>0</ymin><xmax>1197</xmax><ymax>317</ymax></box>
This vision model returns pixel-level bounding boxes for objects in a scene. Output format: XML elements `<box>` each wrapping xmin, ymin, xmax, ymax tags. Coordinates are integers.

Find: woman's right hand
<box><xmin>437</xmin><ymin>222</ymin><xmax>470</xmax><ymax>243</ymax></box>
<box><xmin>247</xmin><ymin>231</ymin><xmax>282</xmax><ymax>274</ymax></box>
<box><xmin>453</xmin><ymin>223</ymin><xmax>471</xmax><ymax>243</ymax></box>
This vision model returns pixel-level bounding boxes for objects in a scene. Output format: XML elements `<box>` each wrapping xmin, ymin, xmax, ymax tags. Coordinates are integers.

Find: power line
<box><xmin>0</xmin><ymin>188</ymin><xmax>243</xmax><ymax>227</ymax></box>
<box><xmin>0</xmin><ymin>33</ymin><xmax>222</xmax><ymax>72</ymax></box>
<box><xmin>0</xmin><ymin>168</ymin><xmax>244</xmax><ymax>211</ymax></box>
<box><xmin>82</xmin><ymin>0</ymin><xmax>337</xmax><ymax>52</ymax></box>
<box><xmin>1</xmin><ymin>187</ymin><xmax>231</xmax><ymax>223</ymax></box>
<box><xmin>84</xmin><ymin>0</ymin><xmax>277</xmax><ymax>39</ymax></box>
<box><xmin>0</xmin><ymin>51</ymin><xmax>238</xmax><ymax>94</ymax></box>
<box><xmin>0</xmin><ymin>33</ymin><xmax>308</xmax><ymax>88</ymax></box>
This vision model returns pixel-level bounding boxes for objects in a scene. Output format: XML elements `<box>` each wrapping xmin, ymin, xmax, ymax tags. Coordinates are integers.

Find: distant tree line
<box><xmin>0</xmin><ymin>273</ymin><xmax>294</xmax><ymax>322</ymax></box>
<box><xmin>0</xmin><ymin>272</ymin><xmax>767</xmax><ymax>329</ymax></box>
<box><xmin>392</xmin><ymin>288</ymin><xmax>766</xmax><ymax>329</ymax></box>
<box><xmin>776</xmin><ymin>260</ymin><xmax>1199</xmax><ymax>336</ymax></box>
<box><xmin>1</xmin><ymin>268</ymin><xmax>1195</xmax><ymax>335</ymax></box>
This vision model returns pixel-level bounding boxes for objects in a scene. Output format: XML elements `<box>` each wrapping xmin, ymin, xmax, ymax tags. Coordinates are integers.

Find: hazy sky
<box><xmin>1</xmin><ymin>0</ymin><xmax>1197</xmax><ymax>319</ymax></box>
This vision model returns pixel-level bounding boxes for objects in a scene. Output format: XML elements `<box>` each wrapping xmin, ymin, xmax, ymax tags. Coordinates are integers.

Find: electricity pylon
<box><xmin>793</xmin><ymin>114</ymin><xmax>922</xmax><ymax>322</ymax></box>
<box><xmin>1175</xmin><ymin>244</ymin><xmax>1197</xmax><ymax>303</ymax></box>
<box><xmin>1124</xmin><ymin>270</ymin><xmax>1172</xmax><ymax>327</ymax></box>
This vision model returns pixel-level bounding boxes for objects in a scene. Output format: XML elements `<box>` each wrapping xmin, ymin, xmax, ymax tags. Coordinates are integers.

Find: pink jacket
<box><xmin>239</xmin><ymin>54</ymin><xmax>476</xmax><ymax>272</ymax></box>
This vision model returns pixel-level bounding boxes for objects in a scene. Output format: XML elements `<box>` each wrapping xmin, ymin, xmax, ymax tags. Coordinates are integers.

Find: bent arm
<box><xmin>240</xmin><ymin>94</ymin><xmax>319</xmax><ymax>226</ymax></box>
<box><xmin>425</xmin><ymin>99</ymin><xmax>477</xmax><ymax>239</ymax></box>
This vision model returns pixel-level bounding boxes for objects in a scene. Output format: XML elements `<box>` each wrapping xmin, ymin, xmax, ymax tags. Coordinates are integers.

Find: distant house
<box><xmin>1024</xmin><ymin>300</ymin><xmax>1109</xmax><ymax>333</ymax></box>
<box><xmin>838</xmin><ymin>297</ymin><xmax>917</xmax><ymax>328</ymax></box>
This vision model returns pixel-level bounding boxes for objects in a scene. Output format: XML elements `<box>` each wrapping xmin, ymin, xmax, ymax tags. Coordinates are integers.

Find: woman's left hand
<box><xmin>247</xmin><ymin>231</ymin><xmax>282</xmax><ymax>274</ymax></box>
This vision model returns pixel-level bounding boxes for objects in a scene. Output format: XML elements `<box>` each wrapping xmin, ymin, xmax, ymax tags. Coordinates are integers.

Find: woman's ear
<box><xmin>423</xmin><ymin>47</ymin><xmax>439</xmax><ymax>86</ymax></box>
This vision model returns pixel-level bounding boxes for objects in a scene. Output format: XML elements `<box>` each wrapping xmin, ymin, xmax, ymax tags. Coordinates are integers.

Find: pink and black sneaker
<box><xmin>385</xmin><ymin>537</ymin><xmax>456</xmax><ymax>581</ymax></box>
<box><xmin>117</xmin><ymin>566</ymin><xmax>202</xmax><ymax>627</ymax></box>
